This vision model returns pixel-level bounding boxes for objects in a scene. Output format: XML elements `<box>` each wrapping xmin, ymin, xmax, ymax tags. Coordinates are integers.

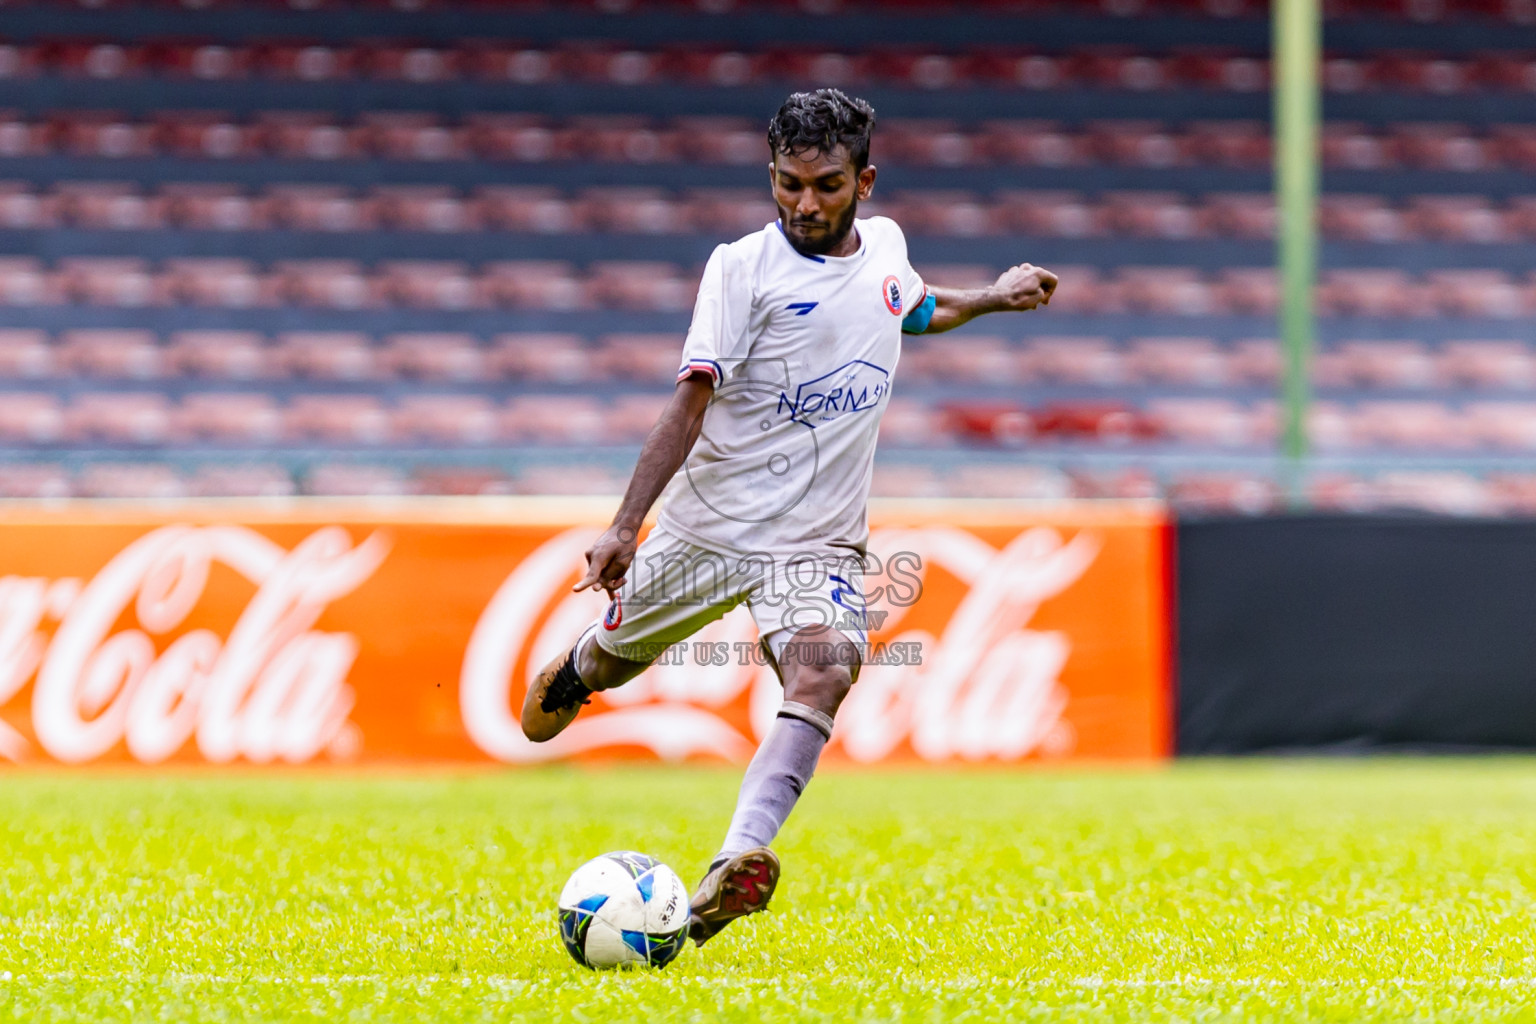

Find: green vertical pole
<box><xmin>1274</xmin><ymin>0</ymin><xmax>1320</xmax><ymax>504</ymax></box>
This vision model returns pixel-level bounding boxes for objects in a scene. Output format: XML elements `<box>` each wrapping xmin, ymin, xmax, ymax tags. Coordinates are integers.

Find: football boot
<box><xmin>687</xmin><ymin>846</ymin><xmax>780</xmax><ymax>947</ymax></box>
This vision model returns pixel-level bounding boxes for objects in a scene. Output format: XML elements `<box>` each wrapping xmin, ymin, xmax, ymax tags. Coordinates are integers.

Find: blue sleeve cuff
<box><xmin>900</xmin><ymin>291</ymin><xmax>936</xmax><ymax>334</ymax></box>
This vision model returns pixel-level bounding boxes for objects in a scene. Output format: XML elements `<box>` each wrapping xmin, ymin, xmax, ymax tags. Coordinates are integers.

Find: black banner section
<box><xmin>1178</xmin><ymin>516</ymin><xmax>1536</xmax><ymax>753</ymax></box>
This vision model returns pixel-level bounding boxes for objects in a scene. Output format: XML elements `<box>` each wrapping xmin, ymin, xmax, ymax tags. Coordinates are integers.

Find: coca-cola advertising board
<box><xmin>0</xmin><ymin>498</ymin><xmax>1170</xmax><ymax>766</ymax></box>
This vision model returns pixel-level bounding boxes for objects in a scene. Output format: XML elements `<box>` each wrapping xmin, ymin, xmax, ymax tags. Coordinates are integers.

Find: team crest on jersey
<box><xmin>882</xmin><ymin>275</ymin><xmax>902</xmax><ymax>315</ymax></box>
<box><xmin>603</xmin><ymin>595</ymin><xmax>623</xmax><ymax>630</ymax></box>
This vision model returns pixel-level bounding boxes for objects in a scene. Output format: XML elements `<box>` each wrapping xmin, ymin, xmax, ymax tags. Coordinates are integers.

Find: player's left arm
<box><xmin>907</xmin><ymin>263</ymin><xmax>1058</xmax><ymax>335</ymax></box>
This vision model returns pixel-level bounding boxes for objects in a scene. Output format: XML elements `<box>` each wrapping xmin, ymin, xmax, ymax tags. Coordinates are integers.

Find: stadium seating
<box><xmin>0</xmin><ymin>2</ymin><xmax>1530</xmax><ymax>513</ymax></box>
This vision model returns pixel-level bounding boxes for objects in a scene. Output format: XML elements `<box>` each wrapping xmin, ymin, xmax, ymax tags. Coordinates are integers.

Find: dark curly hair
<box><xmin>767</xmin><ymin>88</ymin><xmax>877</xmax><ymax>170</ymax></box>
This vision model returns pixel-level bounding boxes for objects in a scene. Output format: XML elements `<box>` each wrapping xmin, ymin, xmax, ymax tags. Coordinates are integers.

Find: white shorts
<box><xmin>590</xmin><ymin>525</ymin><xmax>869</xmax><ymax>665</ymax></box>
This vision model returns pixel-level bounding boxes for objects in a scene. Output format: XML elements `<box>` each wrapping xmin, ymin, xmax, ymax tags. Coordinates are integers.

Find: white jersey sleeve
<box><xmin>677</xmin><ymin>243</ymin><xmax>755</xmax><ymax>388</ymax></box>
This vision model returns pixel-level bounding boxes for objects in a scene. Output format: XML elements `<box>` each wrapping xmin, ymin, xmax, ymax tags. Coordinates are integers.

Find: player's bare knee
<box><xmin>782</xmin><ymin>660</ymin><xmax>854</xmax><ymax>718</ymax></box>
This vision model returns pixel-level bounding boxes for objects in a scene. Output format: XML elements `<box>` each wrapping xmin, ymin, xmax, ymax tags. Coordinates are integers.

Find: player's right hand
<box><xmin>574</xmin><ymin>524</ymin><xmax>638</xmax><ymax>597</ymax></box>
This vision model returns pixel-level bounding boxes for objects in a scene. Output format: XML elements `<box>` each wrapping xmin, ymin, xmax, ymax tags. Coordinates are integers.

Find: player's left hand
<box><xmin>992</xmin><ymin>263</ymin><xmax>1057</xmax><ymax>312</ymax></box>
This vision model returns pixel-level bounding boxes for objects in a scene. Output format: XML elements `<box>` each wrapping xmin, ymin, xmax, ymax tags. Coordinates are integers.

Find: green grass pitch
<box><xmin>3</xmin><ymin>761</ymin><xmax>1536</xmax><ymax>1022</ymax></box>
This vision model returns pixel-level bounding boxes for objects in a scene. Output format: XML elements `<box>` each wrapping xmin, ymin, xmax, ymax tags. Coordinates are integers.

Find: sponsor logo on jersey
<box><xmin>785</xmin><ymin>301</ymin><xmax>818</xmax><ymax>316</ymax></box>
<box><xmin>777</xmin><ymin>359</ymin><xmax>891</xmax><ymax>427</ymax></box>
<box><xmin>603</xmin><ymin>595</ymin><xmax>623</xmax><ymax>630</ymax></box>
<box><xmin>882</xmin><ymin>275</ymin><xmax>902</xmax><ymax>315</ymax></box>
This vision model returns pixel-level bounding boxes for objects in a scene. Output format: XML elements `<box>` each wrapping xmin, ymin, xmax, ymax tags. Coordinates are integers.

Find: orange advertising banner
<box><xmin>0</xmin><ymin>498</ymin><xmax>1170</xmax><ymax>766</ymax></box>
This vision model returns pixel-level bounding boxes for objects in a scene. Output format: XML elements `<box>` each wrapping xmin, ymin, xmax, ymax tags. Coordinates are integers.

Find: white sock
<box><xmin>715</xmin><ymin>702</ymin><xmax>833</xmax><ymax>865</ymax></box>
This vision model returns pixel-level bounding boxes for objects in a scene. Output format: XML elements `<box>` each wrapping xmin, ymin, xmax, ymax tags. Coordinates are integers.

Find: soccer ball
<box><xmin>557</xmin><ymin>851</ymin><xmax>691</xmax><ymax>969</ymax></box>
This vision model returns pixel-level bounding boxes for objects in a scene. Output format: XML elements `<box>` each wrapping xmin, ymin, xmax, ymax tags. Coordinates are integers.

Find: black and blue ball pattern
<box><xmin>556</xmin><ymin>851</ymin><xmax>691</xmax><ymax>969</ymax></box>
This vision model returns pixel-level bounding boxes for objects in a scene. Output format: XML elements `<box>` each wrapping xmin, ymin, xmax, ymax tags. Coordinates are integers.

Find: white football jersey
<box><xmin>656</xmin><ymin>215</ymin><xmax>928</xmax><ymax>559</ymax></box>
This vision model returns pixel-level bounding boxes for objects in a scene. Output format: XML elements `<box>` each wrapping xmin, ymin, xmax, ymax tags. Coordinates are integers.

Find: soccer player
<box><xmin>521</xmin><ymin>88</ymin><xmax>1057</xmax><ymax>946</ymax></box>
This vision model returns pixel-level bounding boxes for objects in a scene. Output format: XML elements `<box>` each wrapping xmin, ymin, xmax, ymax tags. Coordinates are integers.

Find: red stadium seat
<box><xmin>160</xmin><ymin>183</ymin><xmax>264</xmax><ymax>230</ymax></box>
<box><xmin>1167</xmin><ymin>473</ymin><xmax>1279</xmax><ymax>513</ymax></box>
<box><xmin>597</xmin><ymin>334</ymin><xmax>681</xmax><ymax>382</ymax></box>
<box><xmin>52</xmin><ymin>182</ymin><xmax>160</xmax><ymax>230</ymax></box>
<box><xmin>272</xmin><ymin>259</ymin><xmax>378</xmax><ymax>309</ymax></box>
<box><xmin>1200</xmin><ymin>192</ymin><xmax>1275</xmax><ymax>239</ymax></box>
<box><xmin>393</xmin><ymin>394</ymin><xmax>499</xmax><ymax>444</ymax></box>
<box><xmin>481</xmin><ymin>261</ymin><xmax>584</xmax><ymax>310</ymax></box>
<box><xmin>902</xmin><ymin>336</ymin><xmax>1025</xmax><ymax>384</ymax></box>
<box><xmin>53</xmin><ymin>111</ymin><xmax>155</xmax><ymax>158</ymax></box>
<box><xmin>382</xmin><ymin>333</ymin><xmax>485</xmax><ymax>382</ymax></box>
<box><xmin>1366</xmin><ymin>471</ymin><xmax>1495</xmax><ymax>515</ymax></box>
<box><xmin>1319</xmin><ymin>194</ymin><xmax>1408</xmax><ymax>242</ymax></box>
<box><xmin>1086</xmin><ymin>120</ymin><xmax>1184</xmax><ymax>168</ymax></box>
<box><xmin>474</xmin><ymin>185</ymin><xmax>580</xmax><ymax>233</ymax></box>
<box><xmin>53</xmin><ymin>42</ymin><xmax>148</xmax><ymax>79</ymax></box>
<box><xmin>361</xmin><ymin>111</ymin><xmax>470</xmax><ymax>162</ymax></box>
<box><xmin>1490</xmin><ymin>474</ymin><xmax>1536</xmax><ymax>515</ymax></box>
<box><xmin>1392</xmin><ymin>123</ymin><xmax>1497</xmax><ymax>171</ymax></box>
<box><xmin>1185</xmin><ymin>120</ymin><xmax>1270</xmax><ymax>168</ymax></box>
<box><xmin>1317</xmin><ymin>269</ymin><xmax>1416</xmax><ymax>318</ymax></box>
<box><xmin>0</xmin><ymin>182</ymin><xmax>53</xmax><ymax>229</ymax></box>
<box><xmin>379</xmin><ymin>260</ymin><xmax>483</xmax><ymax>310</ymax></box>
<box><xmin>57</xmin><ymin>257</ymin><xmax>158</xmax><ymax>306</ymax></box>
<box><xmin>464</xmin><ymin>46</ymin><xmax>560</xmax><ymax>85</ymax></box>
<box><xmin>0</xmin><ymin>44</ymin><xmax>41</xmax><ymax>81</ymax></box>
<box><xmin>158</xmin><ymin>43</ymin><xmax>254</xmax><ymax>80</ymax></box>
<box><xmin>578</xmin><ymin>187</ymin><xmax>686</xmax><ymax>234</ymax></box>
<box><xmin>1102</xmin><ymin>190</ymin><xmax>1203</xmax><ymax>239</ymax></box>
<box><xmin>157</xmin><ymin>111</ymin><xmax>263</xmax><ymax>160</ymax></box>
<box><xmin>75</xmin><ymin>463</ymin><xmax>186</xmax><ymax>499</ymax></box>
<box><xmin>304</xmin><ymin>464</ymin><xmax>412</xmax><ymax>496</ymax></box>
<box><xmin>367</xmin><ymin>45</ymin><xmax>460</xmax><ymax>83</ymax></box>
<box><xmin>0</xmin><ymin>393</ymin><xmax>64</xmax><ymax>443</ymax></box>
<box><xmin>265</xmin><ymin>184</ymin><xmax>374</xmax><ymax>232</ymax></box>
<box><xmin>983</xmin><ymin>120</ymin><xmax>1089</xmax><ymax>168</ymax></box>
<box><xmin>275</xmin><ymin>331</ymin><xmax>379</xmax><ymax>381</ymax></box>
<box><xmin>372</xmin><ymin>185</ymin><xmax>478</xmax><ymax>232</ymax></box>
<box><xmin>889</xmin><ymin>190</ymin><xmax>998</xmax><ymax>237</ymax></box>
<box><xmin>466</xmin><ymin>113</ymin><xmax>567</xmax><ymax>162</ymax></box>
<box><xmin>877</xmin><ymin>398</ymin><xmax>950</xmax><ymax>447</ymax></box>
<box><xmin>0</xmin><ymin>111</ymin><xmax>50</xmax><ymax>158</ymax></box>
<box><xmin>1426</xmin><ymin>269</ymin><xmax>1527</xmax><ymax>318</ymax></box>
<box><xmin>1024</xmin><ymin>336</ymin><xmax>1123</xmax><ymax>385</ymax></box>
<box><xmin>1441</xmin><ymin>340</ymin><xmax>1536</xmax><ymax>389</ymax></box>
<box><xmin>869</xmin><ymin>463</ymin><xmax>945</xmax><ymax>498</ymax></box>
<box><xmin>770</xmin><ymin>50</ymin><xmax>872</xmax><ymax>89</ymax></box>
<box><xmin>285</xmin><ymin>395</ymin><xmax>391</xmax><ymax>444</ymax></box>
<box><xmin>881</xmin><ymin>119</ymin><xmax>984</xmax><ymax>167</ymax></box>
<box><xmin>1493</xmin><ymin>125</ymin><xmax>1536</xmax><ymax>171</ymax></box>
<box><xmin>259</xmin><ymin>43</ymin><xmax>357</xmax><ymax>81</ymax></box>
<box><xmin>0</xmin><ymin>329</ymin><xmax>52</xmax><ymax>378</ymax></box>
<box><xmin>565</xmin><ymin>115</ymin><xmax>678</xmax><ymax>164</ymax></box>
<box><xmin>167</xmin><ymin>330</ymin><xmax>274</xmax><ymax>380</ymax></box>
<box><xmin>512</xmin><ymin>464</ymin><xmax>627</xmax><ymax>496</ymax></box>
<box><xmin>671</xmin><ymin>50</ymin><xmax>764</xmax><ymax>88</ymax></box>
<box><xmin>607</xmin><ymin>393</ymin><xmax>671</xmax><ymax>441</ymax></box>
<box><xmin>948</xmin><ymin>464</ymin><xmax>1074</xmax><ymax>499</ymax></box>
<box><xmin>1466</xmin><ymin>401</ymin><xmax>1536</xmax><ymax>449</ymax></box>
<box><xmin>1335</xmin><ymin>339</ymin><xmax>1440</xmax><ymax>389</ymax></box>
<box><xmin>66</xmin><ymin>392</ymin><xmax>173</xmax><ymax>444</ymax></box>
<box><xmin>258</xmin><ymin>112</ymin><xmax>366</xmax><ymax>161</ymax></box>
<box><xmin>673</xmin><ymin>117</ymin><xmax>766</xmax><ymax>165</ymax></box>
<box><xmin>995</xmin><ymin>190</ymin><xmax>1102</xmax><ymax>238</ymax></box>
<box><xmin>1116</xmin><ymin>266</ymin><xmax>1218</xmax><ymax>315</ymax></box>
<box><xmin>0</xmin><ymin>462</ymin><xmax>69</xmax><ymax>499</ymax></box>
<box><xmin>684</xmin><ymin>189</ymin><xmax>776</xmax><ymax>236</ymax></box>
<box><xmin>176</xmin><ymin>392</ymin><xmax>283</xmax><ymax>443</ymax></box>
<box><xmin>501</xmin><ymin>395</ymin><xmax>607</xmax><ymax>444</ymax></box>
<box><xmin>488</xmin><ymin>333</ymin><xmax>589</xmax><ymax>382</ymax></box>
<box><xmin>412</xmin><ymin>466</ymin><xmax>514</xmax><ymax>496</ymax></box>
<box><xmin>588</xmin><ymin>261</ymin><xmax>695</xmax><ymax>312</ymax></box>
<box><xmin>1126</xmin><ymin>337</ymin><xmax>1230</xmax><ymax>385</ymax></box>
<box><xmin>57</xmin><ymin>328</ymin><xmax>163</xmax><ymax>379</ymax></box>
<box><xmin>1355</xmin><ymin>400</ymin><xmax>1469</xmax><ymax>449</ymax></box>
<box><xmin>1149</xmin><ymin>398</ymin><xmax>1261</xmax><ymax>447</ymax></box>
<box><xmin>190</xmin><ymin>464</ymin><xmax>296</xmax><ymax>498</ymax></box>
<box><xmin>0</xmin><ymin>257</ymin><xmax>52</xmax><ymax>305</ymax></box>
<box><xmin>1321</xmin><ymin>123</ymin><xmax>1397</xmax><ymax>170</ymax></box>
<box><xmin>165</xmin><ymin>258</ymin><xmax>267</xmax><ymax>308</ymax></box>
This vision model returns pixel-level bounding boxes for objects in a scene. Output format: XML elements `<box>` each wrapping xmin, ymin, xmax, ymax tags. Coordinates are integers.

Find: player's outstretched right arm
<box><xmin>573</xmin><ymin>375</ymin><xmax>714</xmax><ymax>596</ymax></box>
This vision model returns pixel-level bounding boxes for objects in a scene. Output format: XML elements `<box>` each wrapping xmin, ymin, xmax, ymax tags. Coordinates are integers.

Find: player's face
<box><xmin>770</xmin><ymin>146</ymin><xmax>877</xmax><ymax>257</ymax></box>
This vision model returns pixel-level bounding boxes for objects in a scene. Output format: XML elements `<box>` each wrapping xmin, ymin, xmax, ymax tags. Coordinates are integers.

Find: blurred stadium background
<box><xmin>1</xmin><ymin>0</ymin><xmax>1533</xmax><ymax>513</ymax></box>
